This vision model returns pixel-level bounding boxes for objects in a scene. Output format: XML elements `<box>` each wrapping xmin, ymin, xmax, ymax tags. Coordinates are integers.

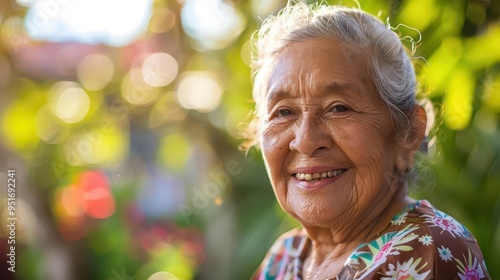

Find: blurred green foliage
<box><xmin>0</xmin><ymin>0</ymin><xmax>498</xmax><ymax>279</ymax></box>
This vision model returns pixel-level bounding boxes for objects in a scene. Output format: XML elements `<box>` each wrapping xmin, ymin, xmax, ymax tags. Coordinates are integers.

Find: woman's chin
<box><xmin>286</xmin><ymin>206</ymin><xmax>342</xmax><ymax>229</ymax></box>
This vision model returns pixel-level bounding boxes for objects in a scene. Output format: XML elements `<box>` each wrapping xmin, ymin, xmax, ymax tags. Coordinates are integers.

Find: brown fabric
<box><xmin>253</xmin><ymin>200</ymin><xmax>490</xmax><ymax>279</ymax></box>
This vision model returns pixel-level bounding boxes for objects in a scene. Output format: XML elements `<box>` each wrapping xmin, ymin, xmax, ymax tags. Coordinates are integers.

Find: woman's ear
<box><xmin>395</xmin><ymin>104</ymin><xmax>427</xmax><ymax>172</ymax></box>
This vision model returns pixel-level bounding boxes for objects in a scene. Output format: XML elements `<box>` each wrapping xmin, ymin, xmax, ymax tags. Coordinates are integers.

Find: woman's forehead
<box><xmin>272</xmin><ymin>39</ymin><xmax>368</xmax><ymax>76</ymax></box>
<box><xmin>278</xmin><ymin>38</ymin><xmax>365</xmax><ymax>60</ymax></box>
<box><xmin>265</xmin><ymin>39</ymin><xmax>373</xmax><ymax>98</ymax></box>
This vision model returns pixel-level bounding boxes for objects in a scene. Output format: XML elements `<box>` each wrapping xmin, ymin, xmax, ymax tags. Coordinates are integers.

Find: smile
<box><xmin>294</xmin><ymin>169</ymin><xmax>346</xmax><ymax>182</ymax></box>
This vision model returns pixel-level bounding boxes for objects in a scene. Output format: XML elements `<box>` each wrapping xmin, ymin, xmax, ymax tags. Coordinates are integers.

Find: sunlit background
<box><xmin>0</xmin><ymin>0</ymin><xmax>499</xmax><ymax>279</ymax></box>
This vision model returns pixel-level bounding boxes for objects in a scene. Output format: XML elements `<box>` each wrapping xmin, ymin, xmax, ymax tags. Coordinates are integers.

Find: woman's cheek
<box><xmin>261</xmin><ymin>122</ymin><xmax>294</xmax><ymax>153</ymax></box>
<box><xmin>261</xmin><ymin>126</ymin><xmax>288</xmax><ymax>172</ymax></box>
<box><xmin>262</xmin><ymin>125</ymin><xmax>294</xmax><ymax>192</ymax></box>
<box><xmin>262</xmin><ymin>133</ymin><xmax>280</xmax><ymax>151</ymax></box>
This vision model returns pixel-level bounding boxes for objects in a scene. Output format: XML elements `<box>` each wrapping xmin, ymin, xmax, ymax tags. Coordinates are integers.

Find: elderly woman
<box><xmin>247</xmin><ymin>3</ymin><xmax>490</xmax><ymax>280</ymax></box>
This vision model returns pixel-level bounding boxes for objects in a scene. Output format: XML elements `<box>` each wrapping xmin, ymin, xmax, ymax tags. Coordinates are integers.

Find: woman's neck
<box><xmin>303</xmin><ymin>186</ymin><xmax>414</xmax><ymax>263</ymax></box>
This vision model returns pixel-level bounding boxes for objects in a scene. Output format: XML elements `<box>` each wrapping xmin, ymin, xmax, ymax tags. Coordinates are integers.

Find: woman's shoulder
<box><xmin>384</xmin><ymin>199</ymin><xmax>486</xmax><ymax>267</ymax></box>
<box><xmin>396</xmin><ymin>199</ymin><xmax>475</xmax><ymax>241</ymax></box>
<box><xmin>348</xmin><ymin>199</ymin><xmax>490</xmax><ymax>279</ymax></box>
<box><xmin>266</xmin><ymin>227</ymin><xmax>309</xmax><ymax>257</ymax></box>
<box><xmin>251</xmin><ymin>228</ymin><xmax>308</xmax><ymax>280</ymax></box>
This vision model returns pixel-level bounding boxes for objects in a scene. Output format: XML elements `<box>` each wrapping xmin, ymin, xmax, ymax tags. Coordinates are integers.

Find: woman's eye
<box><xmin>332</xmin><ymin>105</ymin><xmax>349</xmax><ymax>112</ymax></box>
<box><xmin>276</xmin><ymin>109</ymin><xmax>292</xmax><ymax>117</ymax></box>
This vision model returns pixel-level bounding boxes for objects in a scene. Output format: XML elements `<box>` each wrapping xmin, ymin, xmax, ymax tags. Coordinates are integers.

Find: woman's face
<box><xmin>260</xmin><ymin>39</ymin><xmax>412</xmax><ymax>229</ymax></box>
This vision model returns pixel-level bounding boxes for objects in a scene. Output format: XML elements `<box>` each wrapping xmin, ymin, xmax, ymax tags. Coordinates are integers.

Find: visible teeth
<box><xmin>295</xmin><ymin>169</ymin><xmax>346</xmax><ymax>181</ymax></box>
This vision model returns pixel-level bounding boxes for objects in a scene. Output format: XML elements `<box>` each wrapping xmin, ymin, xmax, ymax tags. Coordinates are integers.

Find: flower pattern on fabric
<box><xmin>418</xmin><ymin>235</ymin><xmax>433</xmax><ymax>246</ymax></box>
<box><xmin>381</xmin><ymin>257</ymin><xmax>430</xmax><ymax>280</ymax></box>
<box><xmin>252</xmin><ymin>200</ymin><xmax>491</xmax><ymax>280</ymax></box>
<box><xmin>391</xmin><ymin>212</ymin><xmax>407</xmax><ymax>226</ymax></box>
<box><xmin>422</xmin><ymin>209</ymin><xmax>468</xmax><ymax>238</ymax></box>
<box><xmin>455</xmin><ymin>250</ymin><xmax>485</xmax><ymax>280</ymax></box>
<box><xmin>438</xmin><ymin>245</ymin><xmax>453</xmax><ymax>262</ymax></box>
<box><xmin>354</xmin><ymin>225</ymin><xmax>419</xmax><ymax>277</ymax></box>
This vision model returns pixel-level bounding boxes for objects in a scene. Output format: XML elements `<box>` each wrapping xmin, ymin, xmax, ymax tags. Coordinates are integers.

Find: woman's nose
<box><xmin>289</xmin><ymin>116</ymin><xmax>333</xmax><ymax>156</ymax></box>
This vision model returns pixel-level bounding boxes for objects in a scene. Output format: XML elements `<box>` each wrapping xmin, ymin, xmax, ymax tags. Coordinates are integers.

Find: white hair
<box><xmin>245</xmin><ymin>2</ymin><xmax>422</xmax><ymax>149</ymax></box>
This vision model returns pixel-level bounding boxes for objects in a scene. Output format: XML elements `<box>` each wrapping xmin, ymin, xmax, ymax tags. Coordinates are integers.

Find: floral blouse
<box><xmin>252</xmin><ymin>200</ymin><xmax>490</xmax><ymax>279</ymax></box>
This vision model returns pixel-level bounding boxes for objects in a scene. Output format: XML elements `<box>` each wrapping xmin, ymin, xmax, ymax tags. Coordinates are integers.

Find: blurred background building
<box><xmin>0</xmin><ymin>0</ymin><xmax>498</xmax><ymax>279</ymax></box>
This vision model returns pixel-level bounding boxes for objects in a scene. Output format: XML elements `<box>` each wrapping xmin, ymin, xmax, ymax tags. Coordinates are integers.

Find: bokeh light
<box><xmin>214</xmin><ymin>197</ymin><xmax>223</xmax><ymax>206</ymax></box>
<box><xmin>50</xmin><ymin>81</ymin><xmax>90</xmax><ymax>124</ymax></box>
<box><xmin>0</xmin><ymin>89</ymin><xmax>42</xmax><ymax>153</ymax></box>
<box><xmin>24</xmin><ymin>0</ymin><xmax>153</xmax><ymax>46</ymax></box>
<box><xmin>84</xmin><ymin>187</ymin><xmax>115</xmax><ymax>219</ymax></box>
<box><xmin>464</xmin><ymin>25</ymin><xmax>500</xmax><ymax>68</ymax></box>
<box><xmin>180</xmin><ymin>0</ymin><xmax>246</xmax><ymax>50</ymax></box>
<box><xmin>148</xmin><ymin>271</ymin><xmax>179</xmax><ymax>280</ymax></box>
<box><xmin>175</xmin><ymin>72</ymin><xmax>223</xmax><ymax>112</ymax></box>
<box><xmin>35</xmin><ymin>105</ymin><xmax>67</xmax><ymax>144</ymax></box>
<box><xmin>77</xmin><ymin>53</ymin><xmax>115</xmax><ymax>91</ymax></box>
<box><xmin>53</xmin><ymin>171</ymin><xmax>116</xmax><ymax>239</ymax></box>
<box><xmin>54</xmin><ymin>186</ymin><xmax>88</xmax><ymax>241</ymax></box>
<box><xmin>240</xmin><ymin>40</ymin><xmax>252</xmax><ymax>66</ymax></box>
<box><xmin>444</xmin><ymin>68</ymin><xmax>474</xmax><ymax>130</ymax></box>
<box><xmin>122</xmin><ymin>68</ymin><xmax>161</xmax><ymax>106</ymax></box>
<box><xmin>149</xmin><ymin>8</ymin><xmax>176</xmax><ymax>34</ymax></box>
<box><xmin>250</xmin><ymin>0</ymin><xmax>284</xmax><ymax>17</ymax></box>
<box><xmin>396</xmin><ymin>0</ymin><xmax>439</xmax><ymax>31</ymax></box>
<box><xmin>84</xmin><ymin>171</ymin><xmax>113</xmax><ymax>217</ymax></box>
<box><xmin>142</xmin><ymin>52</ymin><xmax>179</xmax><ymax>87</ymax></box>
<box><xmin>143</xmin><ymin>243</ymin><xmax>197</xmax><ymax>280</ymax></box>
<box><xmin>60</xmin><ymin>186</ymin><xmax>86</xmax><ymax>217</ymax></box>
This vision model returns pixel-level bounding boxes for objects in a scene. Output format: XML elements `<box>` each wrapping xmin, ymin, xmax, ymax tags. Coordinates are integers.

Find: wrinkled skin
<box><xmin>259</xmin><ymin>38</ymin><xmax>426</xmax><ymax>277</ymax></box>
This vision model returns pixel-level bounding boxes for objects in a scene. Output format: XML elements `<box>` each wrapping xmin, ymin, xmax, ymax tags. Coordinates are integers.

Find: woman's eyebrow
<box><xmin>267</xmin><ymin>89</ymin><xmax>291</xmax><ymax>104</ymax></box>
<box><xmin>266</xmin><ymin>81</ymin><xmax>295</xmax><ymax>105</ymax></box>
